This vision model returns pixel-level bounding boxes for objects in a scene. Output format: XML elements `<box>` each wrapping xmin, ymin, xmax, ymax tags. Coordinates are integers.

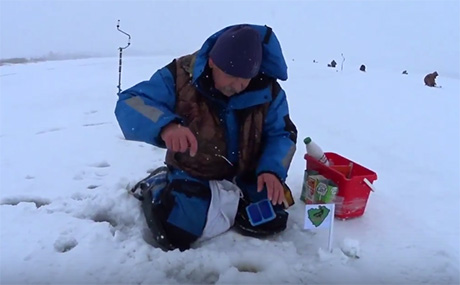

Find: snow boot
<box><xmin>129</xmin><ymin>166</ymin><xmax>176</xmax><ymax>251</ymax></box>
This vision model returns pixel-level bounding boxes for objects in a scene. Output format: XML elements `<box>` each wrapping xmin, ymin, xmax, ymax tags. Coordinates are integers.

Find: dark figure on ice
<box><xmin>327</xmin><ymin>60</ymin><xmax>337</xmax><ymax>68</ymax></box>
<box><xmin>115</xmin><ymin>24</ymin><xmax>297</xmax><ymax>251</ymax></box>
<box><xmin>424</xmin><ymin>71</ymin><xmax>438</xmax><ymax>87</ymax></box>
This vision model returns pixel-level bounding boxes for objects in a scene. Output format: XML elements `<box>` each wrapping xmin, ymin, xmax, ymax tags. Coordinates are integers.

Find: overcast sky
<box><xmin>1</xmin><ymin>0</ymin><xmax>459</xmax><ymax>77</ymax></box>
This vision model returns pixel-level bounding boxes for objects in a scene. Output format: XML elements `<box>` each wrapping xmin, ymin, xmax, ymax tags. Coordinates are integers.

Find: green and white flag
<box><xmin>304</xmin><ymin>203</ymin><xmax>335</xmax><ymax>252</ymax></box>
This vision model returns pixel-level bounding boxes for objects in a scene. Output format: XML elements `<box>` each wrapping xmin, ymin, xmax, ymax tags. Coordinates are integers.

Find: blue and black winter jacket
<box><xmin>115</xmin><ymin>24</ymin><xmax>297</xmax><ymax>183</ymax></box>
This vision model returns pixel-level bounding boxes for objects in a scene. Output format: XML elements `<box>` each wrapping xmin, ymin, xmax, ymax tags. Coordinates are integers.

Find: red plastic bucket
<box><xmin>305</xmin><ymin>152</ymin><xmax>378</xmax><ymax>219</ymax></box>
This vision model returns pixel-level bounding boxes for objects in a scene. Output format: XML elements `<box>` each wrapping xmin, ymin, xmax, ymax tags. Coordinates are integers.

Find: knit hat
<box><xmin>209</xmin><ymin>25</ymin><xmax>262</xmax><ymax>79</ymax></box>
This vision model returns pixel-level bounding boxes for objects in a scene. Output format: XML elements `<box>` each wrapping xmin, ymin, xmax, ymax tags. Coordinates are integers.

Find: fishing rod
<box><xmin>116</xmin><ymin>20</ymin><xmax>131</xmax><ymax>95</ymax></box>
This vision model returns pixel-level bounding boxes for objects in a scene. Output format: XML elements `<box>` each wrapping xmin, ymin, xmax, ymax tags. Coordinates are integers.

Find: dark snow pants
<box><xmin>143</xmin><ymin>167</ymin><xmax>288</xmax><ymax>251</ymax></box>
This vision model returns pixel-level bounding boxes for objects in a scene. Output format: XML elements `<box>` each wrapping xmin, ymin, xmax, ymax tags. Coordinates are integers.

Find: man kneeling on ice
<box><xmin>115</xmin><ymin>24</ymin><xmax>297</xmax><ymax>251</ymax></box>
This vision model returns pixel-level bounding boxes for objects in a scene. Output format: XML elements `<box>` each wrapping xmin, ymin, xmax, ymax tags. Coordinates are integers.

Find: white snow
<box><xmin>1</xmin><ymin>1</ymin><xmax>459</xmax><ymax>284</ymax></box>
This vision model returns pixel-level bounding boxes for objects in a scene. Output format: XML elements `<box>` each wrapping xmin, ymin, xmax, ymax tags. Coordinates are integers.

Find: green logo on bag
<box><xmin>307</xmin><ymin>205</ymin><xmax>330</xmax><ymax>227</ymax></box>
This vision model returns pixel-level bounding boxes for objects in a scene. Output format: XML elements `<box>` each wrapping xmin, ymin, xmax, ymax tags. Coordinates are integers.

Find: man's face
<box><xmin>209</xmin><ymin>58</ymin><xmax>251</xmax><ymax>97</ymax></box>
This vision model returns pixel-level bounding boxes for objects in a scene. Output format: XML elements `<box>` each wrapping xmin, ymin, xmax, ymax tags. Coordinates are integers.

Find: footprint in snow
<box><xmin>90</xmin><ymin>211</ymin><xmax>119</xmax><ymax>228</ymax></box>
<box><xmin>87</xmin><ymin>185</ymin><xmax>100</xmax><ymax>190</ymax></box>
<box><xmin>82</xmin><ymin>122</ymin><xmax>111</xmax><ymax>127</ymax></box>
<box><xmin>88</xmin><ymin>162</ymin><xmax>110</xmax><ymax>180</ymax></box>
<box><xmin>88</xmin><ymin>161</ymin><xmax>110</xmax><ymax>168</ymax></box>
<box><xmin>73</xmin><ymin>169</ymin><xmax>107</xmax><ymax>188</ymax></box>
<box><xmin>234</xmin><ymin>262</ymin><xmax>262</xmax><ymax>273</ymax></box>
<box><xmin>54</xmin><ymin>235</ymin><xmax>78</xmax><ymax>253</ymax></box>
<box><xmin>73</xmin><ymin>171</ymin><xmax>85</xmax><ymax>181</ymax></box>
<box><xmin>0</xmin><ymin>197</ymin><xmax>50</xmax><ymax>208</ymax></box>
<box><xmin>71</xmin><ymin>192</ymin><xmax>91</xmax><ymax>201</ymax></box>
<box><xmin>35</xmin><ymin>127</ymin><xmax>64</xmax><ymax>135</ymax></box>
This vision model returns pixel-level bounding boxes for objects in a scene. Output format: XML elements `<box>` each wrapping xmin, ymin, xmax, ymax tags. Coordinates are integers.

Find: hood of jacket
<box><xmin>191</xmin><ymin>24</ymin><xmax>288</xmax><ymax>84</ymax></box>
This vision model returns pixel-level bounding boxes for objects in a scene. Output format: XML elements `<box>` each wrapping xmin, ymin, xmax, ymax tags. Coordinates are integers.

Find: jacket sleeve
<box><xmin>114</xmin><ymin>62</ymin><xmax>181</xmax><ymax>148</ymax></box>
<box><xmin>256</xmin><ymin>84</ymin><xmax>297</xmax><ymax>182</ymax></box>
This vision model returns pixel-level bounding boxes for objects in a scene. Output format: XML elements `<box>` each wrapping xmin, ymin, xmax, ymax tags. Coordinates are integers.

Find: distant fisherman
<box><xmin>424</xmin><ymin>71</ymin><xmax>438</xmax><ymax>87</ymax></box>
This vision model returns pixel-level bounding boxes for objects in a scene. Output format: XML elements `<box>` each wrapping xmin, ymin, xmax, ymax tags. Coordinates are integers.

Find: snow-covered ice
<box><xmin>1</xmin><ymin>1</ymin><xmax>459</xmax><ymax>284</ymax></box>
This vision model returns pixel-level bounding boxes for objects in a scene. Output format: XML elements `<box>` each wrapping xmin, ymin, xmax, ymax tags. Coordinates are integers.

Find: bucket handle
<box><xmin>363</xmin><ymin>178</ymin><xmax>376</xmax><ymax>192</ymax></box>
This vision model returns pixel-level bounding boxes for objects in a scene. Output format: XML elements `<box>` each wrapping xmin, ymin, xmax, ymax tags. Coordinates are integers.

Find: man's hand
<box><xmin>257</xmin><ymin>173</ymin><xmax>285</xmax><ymax>205</ymax></box>
<box><xmin>160</xmin><ymin>123</ymin><xmax>198</xmax><ymax>157</ymax></box>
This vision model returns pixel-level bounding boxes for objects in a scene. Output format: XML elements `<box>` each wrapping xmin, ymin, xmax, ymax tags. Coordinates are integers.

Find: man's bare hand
<box><xmin>257</xmin><ymin>173</ymin><xmax>285</xmax><ymax>205</ymax></box>
<box><xmin>160</xmin><ymin>123</ymin><xmax>198</xmax><ymax>157</ymax></box>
